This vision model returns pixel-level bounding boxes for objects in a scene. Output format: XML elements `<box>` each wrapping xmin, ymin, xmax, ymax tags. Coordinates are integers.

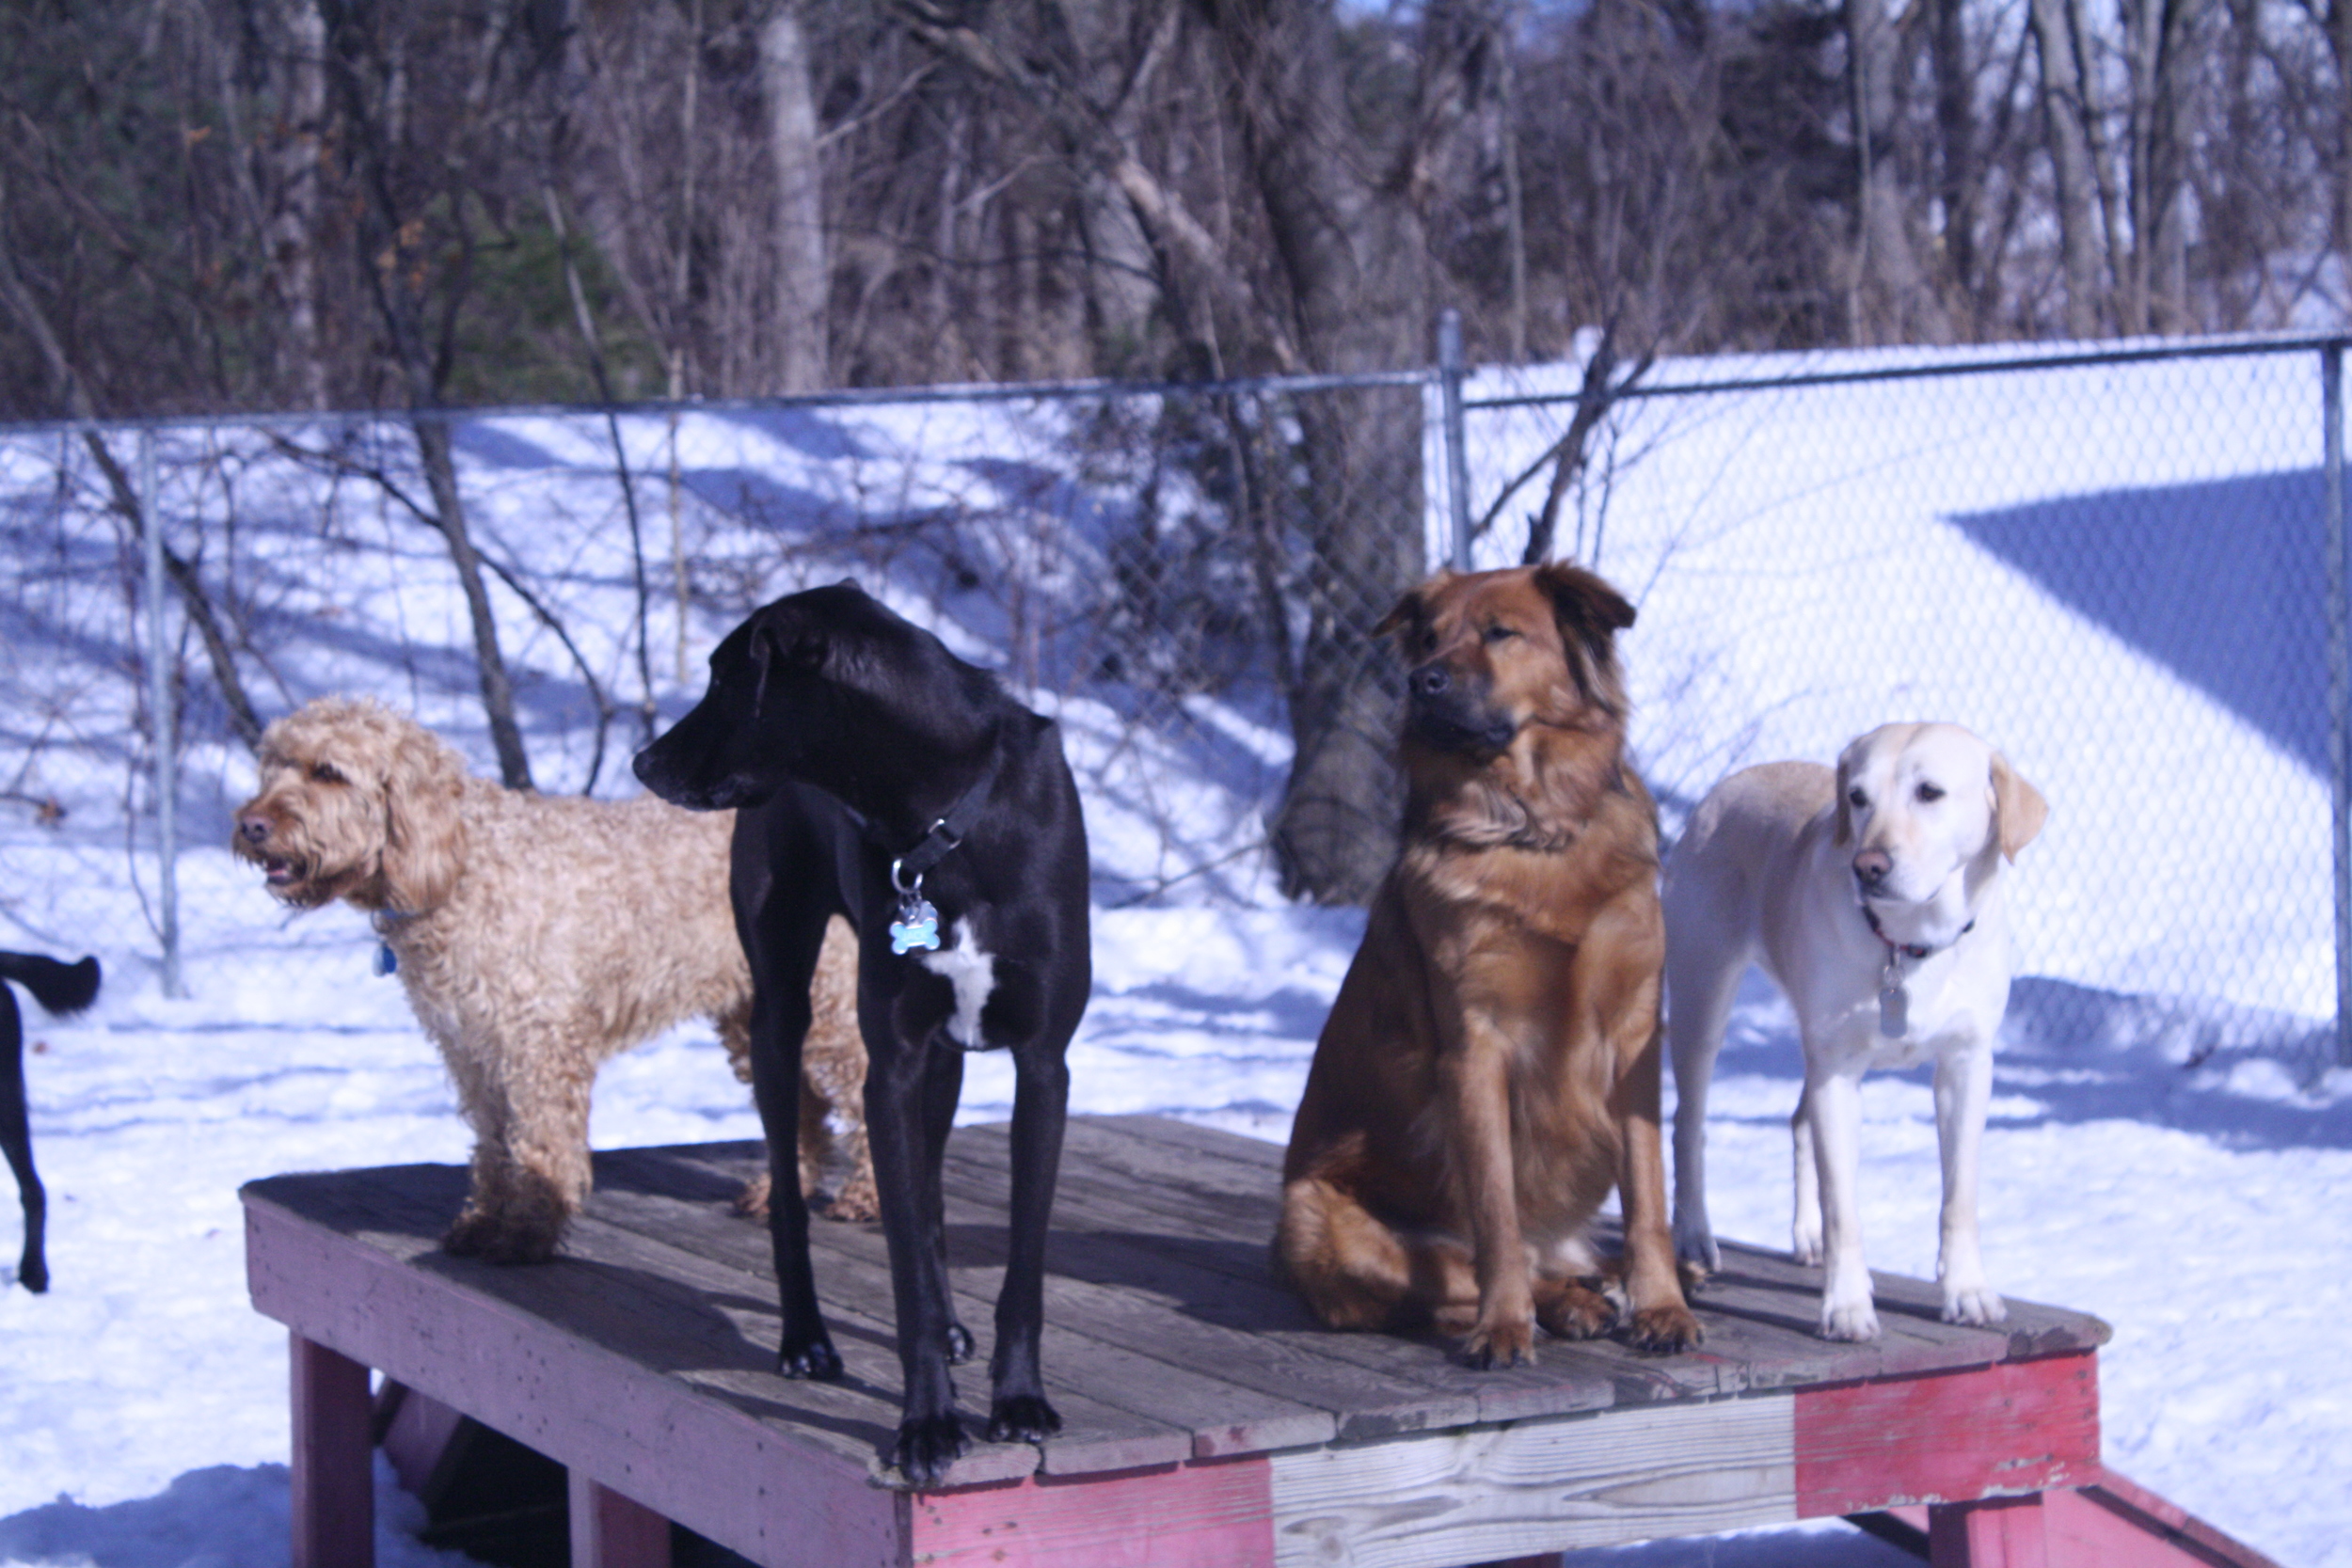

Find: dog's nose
<box><xmin>1852</xmin><ymin>848</ymin><xmax>1892</xmax><ymax>886</ymax></box>
<box><xmin>1409</xmin><ymin>663</ymin><xmax>1451</xmax><ymax>700</ymax></box>
<box><xmin>237</xmin><ymin>815</ymin><xmax>270</xmax><ymax>845</ymax></box>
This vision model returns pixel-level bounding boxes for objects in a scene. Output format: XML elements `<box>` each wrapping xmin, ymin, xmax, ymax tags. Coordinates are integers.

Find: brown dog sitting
<box><xmin>1275</xmin><ymin>563</ymin><xmax>1702</xmax><ymax>1366</ymax></box>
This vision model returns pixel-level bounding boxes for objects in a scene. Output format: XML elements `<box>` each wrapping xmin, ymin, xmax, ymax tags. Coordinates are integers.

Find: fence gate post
<box><xmin>2327</xmin><ymin>344</ymin><xmax>2349</xmax><ymax>1067</ymax></box>
<box><xmin>1438</xmin><ymin>309</ymin><xmax>1473</xmax><ymax>572</ymax></box>
<box><xmin>137</xmin><ymin>429</ymin><xmax>183</xmax><ymax>1000</ymax></box>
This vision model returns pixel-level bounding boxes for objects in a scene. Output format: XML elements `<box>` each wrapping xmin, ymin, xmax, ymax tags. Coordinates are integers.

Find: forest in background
<box><xmin>0</xmin><ymin>0</ymin><xmax>2341</xmax><ymax>421</ymax></box>
<box><xmin>2</xmin><ymin>0</ymin><xmax>2343</xmax><ymax>904</ymax></box>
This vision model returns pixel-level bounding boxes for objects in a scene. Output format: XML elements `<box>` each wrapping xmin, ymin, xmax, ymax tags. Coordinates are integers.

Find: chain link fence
<box><xmin>3</xmin><ymin>335</ymin><xmax>2348</xmax><ymax>1076</ymax></box>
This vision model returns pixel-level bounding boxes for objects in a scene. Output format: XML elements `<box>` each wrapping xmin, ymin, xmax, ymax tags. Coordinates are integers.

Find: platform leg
<box><xmin>1930</xmin><ymin>1493</ymin><xmax>2050</xmax><ymax>1568</ymax></box>
<box><xmin>289</xmin><ymin>1333</ymin><xmax>374</xmax><ymax>1568</ymax></box>
<box><xmin>568</xmin><ymin>1469</ymin><xmax>674</xmax><ymax>1568</ymax></box>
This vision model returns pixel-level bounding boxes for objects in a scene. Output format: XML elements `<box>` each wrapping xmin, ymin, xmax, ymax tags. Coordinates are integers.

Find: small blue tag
<box><xmin>374</xmin><ymin>942</ymin><xmax>399</xmax><ymax>976</ymax></box>
<box><xmin>890</xmin><ymin>896</ymin><xmax>941</xmax><ymax>955</ymax></box>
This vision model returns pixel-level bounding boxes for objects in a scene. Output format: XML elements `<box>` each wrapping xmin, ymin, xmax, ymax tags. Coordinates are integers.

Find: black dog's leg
<box><xmin>986</xmin><ymin>1043</ymin><xmax>1068</xmax><ymax>1442</ymax></box>
<box><xmin>734</xmin><ymin>821</ymin><xmax>843</xmax><ymax>1382</ymax></box>
<box><xmin>915</xmin><ymin>1046</ymin><xmax>977</xmax><ymax>1365</ymax></box>
<box><xmin>0</xmin><ymin>984</ymin><xmax>44</xmax><ymax>1294</ymax></box>
<box><xmin>866</xmin><ymin>1033</ymin><xmax>969</xmax><ymax>1485</ymax></box>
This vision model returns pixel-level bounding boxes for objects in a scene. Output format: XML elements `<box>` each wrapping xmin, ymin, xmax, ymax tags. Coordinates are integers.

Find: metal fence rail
<box><xmin>3</xmin><ymin>329</ymin><xmax>2346</xmax><ymax>1073</ymax></box>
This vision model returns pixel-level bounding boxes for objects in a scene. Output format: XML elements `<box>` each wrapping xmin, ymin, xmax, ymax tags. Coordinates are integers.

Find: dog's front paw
<box><xmin>1819</xmin><ymin>1298</ymin><xmax>1882</xmax><ymax>1342</ymax></box>
<box><xmin>946</xmin><ymin>1322</ymin><xmax>976</xmax><ymax>1364</ymax></box>
<box><xmin>985</xmin><ymin>1392</ymin><xmax>1061</xmax><ymax>1445</ymax></box>
<box><xmin>441</xmin><ymin>1210</ymin><xmax>559</xmax><ymax>1265</ymax></box>
<box><xmin>1942</xmin><ymin>1286</ymin><xmax>2007</xmax><ymax>1327</ymax></box>
<box><xmin>16</xmin><ymin>1254</ymin><xmax>48</xmax><ymax>1294</ymax></box>
<box><xmin>1624</xmin><ymin>1303</ymin><xmax>1704</xmax><ymax>1354</ymax></box>
<box><xmin>1790</xmin><ymin>1227</ymin><xmax>1824</xmax><ymax>1268</ymax></box>
<box><xmin>778</xmin><ymin>1334</ymin><xmax>845</xmax><ymax>1381</ymax></box>
<box><xmin>1460</xmin><ymin>1315</ymin><xmax>1535</xmax><ymax>1370</ymax></box>
<box><xmin>887</xmin><ymin>1412</ymin><xmax>970</xmax><ymax>1487</ymax></box>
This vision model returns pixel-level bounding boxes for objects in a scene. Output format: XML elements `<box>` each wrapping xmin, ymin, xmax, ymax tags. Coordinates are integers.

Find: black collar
<box><xmin>883</xmin><ymin>727</ymin><xmax>1004</xmax><ymax>890</ymax></box>
<box><xmin>1863</xmin><ymin>902</ymin><xmax>1973</xmax><ymax>962</ymax></box>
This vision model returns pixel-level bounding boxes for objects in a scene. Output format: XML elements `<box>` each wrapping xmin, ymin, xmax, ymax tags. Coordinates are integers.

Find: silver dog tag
<box><xmin>1877</xmin><ymin>952</ymin><xmax>1907</xmax><ymax>1037</ymax></box>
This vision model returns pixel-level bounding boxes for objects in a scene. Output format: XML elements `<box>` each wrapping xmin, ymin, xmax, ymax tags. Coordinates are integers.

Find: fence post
<box><xmin>137</xmin><ymin>429</ymin><xmax>183</xmax><ymax>1000</ymax></box>
<box><xmin>2327</xmin><ymin>343</ymin><xmax>2349</xmax><ymax>1066</ymax></box>
<box><xmin>1438</xmin><ymin>309</ymin><xmax>1472</xmax><ymax>572</ymax></box>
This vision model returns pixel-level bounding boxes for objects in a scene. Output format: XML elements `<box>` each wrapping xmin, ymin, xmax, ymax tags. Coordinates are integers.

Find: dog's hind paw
<box><xmin>946</xmin><ymin>1322</ymin><xmax>976</xmax><ymax>1364</ymax></box>
<box><xmin>441</xmin><ymin>1212</ymin><xmax>560</xmax><ymax>1265</ymax></box>
<box><xmin>887</xmin><ymin>1413</ymin><xmax>971</xmax><ymax>1487</ymax></box>
<box><xmin>1624</xmin><ymin>1304</ymin><xmax>1704</xmax><ymax>1354</ymax></box>
<box><xmin>778</xmin><ymin>1336</ymin><xmax>846</xmax><ymax>1381</ymax></box>
<box><xmin>985</xmin><ymin>1393</ymin><xmax>1060</xmax><ymax>1445</ymax></box>
<box><xmin>1819</xmin><ymin>1300</ymin><xmax>1882</xmax><ymax>1342</ymax></box>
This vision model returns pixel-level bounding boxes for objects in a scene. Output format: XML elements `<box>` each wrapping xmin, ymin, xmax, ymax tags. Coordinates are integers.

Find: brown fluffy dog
<box><xmin>1275</xmin><ymin>564</ymin><xmax>1701</xmax><ymax>1366</ymax></box>
<box><xmin>231</xmin><ymin>697</ymin><xmax>872</xmax><ymax>1263</ymax></box>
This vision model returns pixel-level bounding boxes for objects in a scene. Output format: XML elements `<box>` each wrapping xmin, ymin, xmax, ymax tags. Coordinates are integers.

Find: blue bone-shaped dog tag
<box><xmin>891</xmin><ymin>895</ymin><xmax>942</xmax><ymax>955</ymax></box>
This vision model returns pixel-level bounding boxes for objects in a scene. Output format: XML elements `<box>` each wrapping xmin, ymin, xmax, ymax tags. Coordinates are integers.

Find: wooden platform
<box><xmin>244</xmin><ymin>1115</ymin><xmax>2128</xmax><ymax>1568</ymax></box>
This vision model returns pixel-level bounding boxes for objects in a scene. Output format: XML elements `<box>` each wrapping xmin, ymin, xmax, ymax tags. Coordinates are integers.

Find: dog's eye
<box><xmin>310</xmin><ymin>763</ymin><xmax>345</xmax><ymax>785</ymax></box>
<box><xmin>1483</xmin><ymin>624</ymin><xmax>1519</xmax><ymax>644</ymax></box>
<box><xmin>1915</xmin><ymin>783</ymin><xmax>1945</xmax><ymax>803</ymax></box>
<box><xmin>1846</xmin><ymin>787</ymin><xmax>1868</xmax><ymax>810</ymax></box>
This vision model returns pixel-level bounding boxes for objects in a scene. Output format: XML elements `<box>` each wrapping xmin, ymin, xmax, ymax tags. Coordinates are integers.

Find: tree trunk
<box><xmin>1209</xmin><ymin>0</ymin><xmax>1436</xmax><ymax>904</ymax></box>
<box><xmin>259</xmin><ymin>0</ymin><xmax>330</xmax><ymax>408</ymax></box>
<box><xmin>1845</xmin><ymin>0</ymin><xmax>1951</xmax><ymax>345</ymax></box>
<box><xmin>757</xmin><ymin>2</ymin><xmax>829</xmax><ymax>392</ymax></box>
<box><xmin>2026</xmin><ymin>0</ymin><xmax>2106</xmax><ymax>338</ymax></box>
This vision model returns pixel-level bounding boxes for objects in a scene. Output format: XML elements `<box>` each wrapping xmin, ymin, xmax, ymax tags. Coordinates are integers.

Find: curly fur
<box><xmin>232</xmin><ymin>696</ymin><xmax>871</xmax><ymax>1263</ymax></box>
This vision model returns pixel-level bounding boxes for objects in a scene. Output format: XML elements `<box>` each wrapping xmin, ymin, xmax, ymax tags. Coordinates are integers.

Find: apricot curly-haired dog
<box><xmin>231</xmin><ymin>696</ymin><xmax>872</xmax><ymax>1263</ymax></box>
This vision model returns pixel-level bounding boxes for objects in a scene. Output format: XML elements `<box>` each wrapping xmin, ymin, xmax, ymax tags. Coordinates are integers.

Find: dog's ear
<box><xmin>1534</xmin><ymin>562</ymin><xmax>1635</xmax><ymax>716</ymax></box>
<box><xmin>1533</xmin><ymin>562</ymin><xmax>1637</xmax><ymax>640</ymax></box>
<box><xmin>1374</xmin><ymin>580</ymin><xmax>1436</xmax><ymax>645</ymax></box>
<box><xmin>1989</xmin><ymin>751</ymin><xmax>2047</xmax><ymax>862</ymax></box>
<box><xmin>377</xmin><ymin>722</ymin><xmax>466</xmax><ymax>913</ymax></box>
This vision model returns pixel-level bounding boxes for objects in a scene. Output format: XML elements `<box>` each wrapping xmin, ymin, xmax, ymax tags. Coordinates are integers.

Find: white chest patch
<box><xmin>919</xmin><ymin>917</ymin><xmax>997</xmax><ymax>1049</ymax></box>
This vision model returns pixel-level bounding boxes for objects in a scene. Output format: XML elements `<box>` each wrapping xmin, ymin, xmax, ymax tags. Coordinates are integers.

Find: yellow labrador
<box><xmin>1662</xmin><ymin>722</ymin><xmax>2047</xmax><ymax>1341</ymax></box>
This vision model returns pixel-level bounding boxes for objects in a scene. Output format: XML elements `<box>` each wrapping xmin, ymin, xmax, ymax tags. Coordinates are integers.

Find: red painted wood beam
<box><xmin>289</xmin><ymin>1332</ymin><xmax>374</xmax><ymax>1568</ymax></box>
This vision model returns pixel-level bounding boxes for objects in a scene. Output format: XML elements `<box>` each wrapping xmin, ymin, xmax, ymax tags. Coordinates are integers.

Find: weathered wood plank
<box><xmin>1265</xmin><ymin>1396</ymin><xmax>1799</xmax><ymax>1568</ymax></box>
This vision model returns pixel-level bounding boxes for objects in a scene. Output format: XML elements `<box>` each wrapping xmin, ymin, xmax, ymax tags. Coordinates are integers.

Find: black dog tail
<box><xmin>0</xmin><ymin>953</ymin><xmax>102</xmax><ymax>1017</ymax></box>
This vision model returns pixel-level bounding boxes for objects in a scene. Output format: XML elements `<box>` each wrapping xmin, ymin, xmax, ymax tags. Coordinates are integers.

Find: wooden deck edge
<box><xmin>243</xmin><ymin>1191</ymin><xmax>912</xmax><ymax>1568</ymax></box>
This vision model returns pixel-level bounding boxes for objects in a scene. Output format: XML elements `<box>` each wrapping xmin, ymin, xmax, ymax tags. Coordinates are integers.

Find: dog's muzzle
<box><xmin>1405</xmin><ymin>663</ymin><xmax>1516</xmax><ymax>754</ymax></box>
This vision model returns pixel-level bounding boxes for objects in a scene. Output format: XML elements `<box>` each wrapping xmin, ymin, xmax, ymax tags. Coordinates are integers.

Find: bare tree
<box><xmin>314</xmin><ymin>0</ymin><xmax>536</xmax><ymax>788</ymax></box>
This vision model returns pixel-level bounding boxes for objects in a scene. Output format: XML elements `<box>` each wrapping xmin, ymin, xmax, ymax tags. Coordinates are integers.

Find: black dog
<box><xmin>634</xmin><ymin>581</ymin><xmax>1089</xmax><ymax>1486</ymax></box>
<box><xmin>1</xmin><ymin>951</ymin><xmax>100</xmax><ymax>1293</ymax></box>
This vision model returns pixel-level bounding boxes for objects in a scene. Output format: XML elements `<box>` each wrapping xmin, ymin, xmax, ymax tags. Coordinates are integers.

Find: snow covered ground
<box><xmin>4</xmin><ymin>342</ymin><xmax>2350</xmax><ymax>1565</ymax></box>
